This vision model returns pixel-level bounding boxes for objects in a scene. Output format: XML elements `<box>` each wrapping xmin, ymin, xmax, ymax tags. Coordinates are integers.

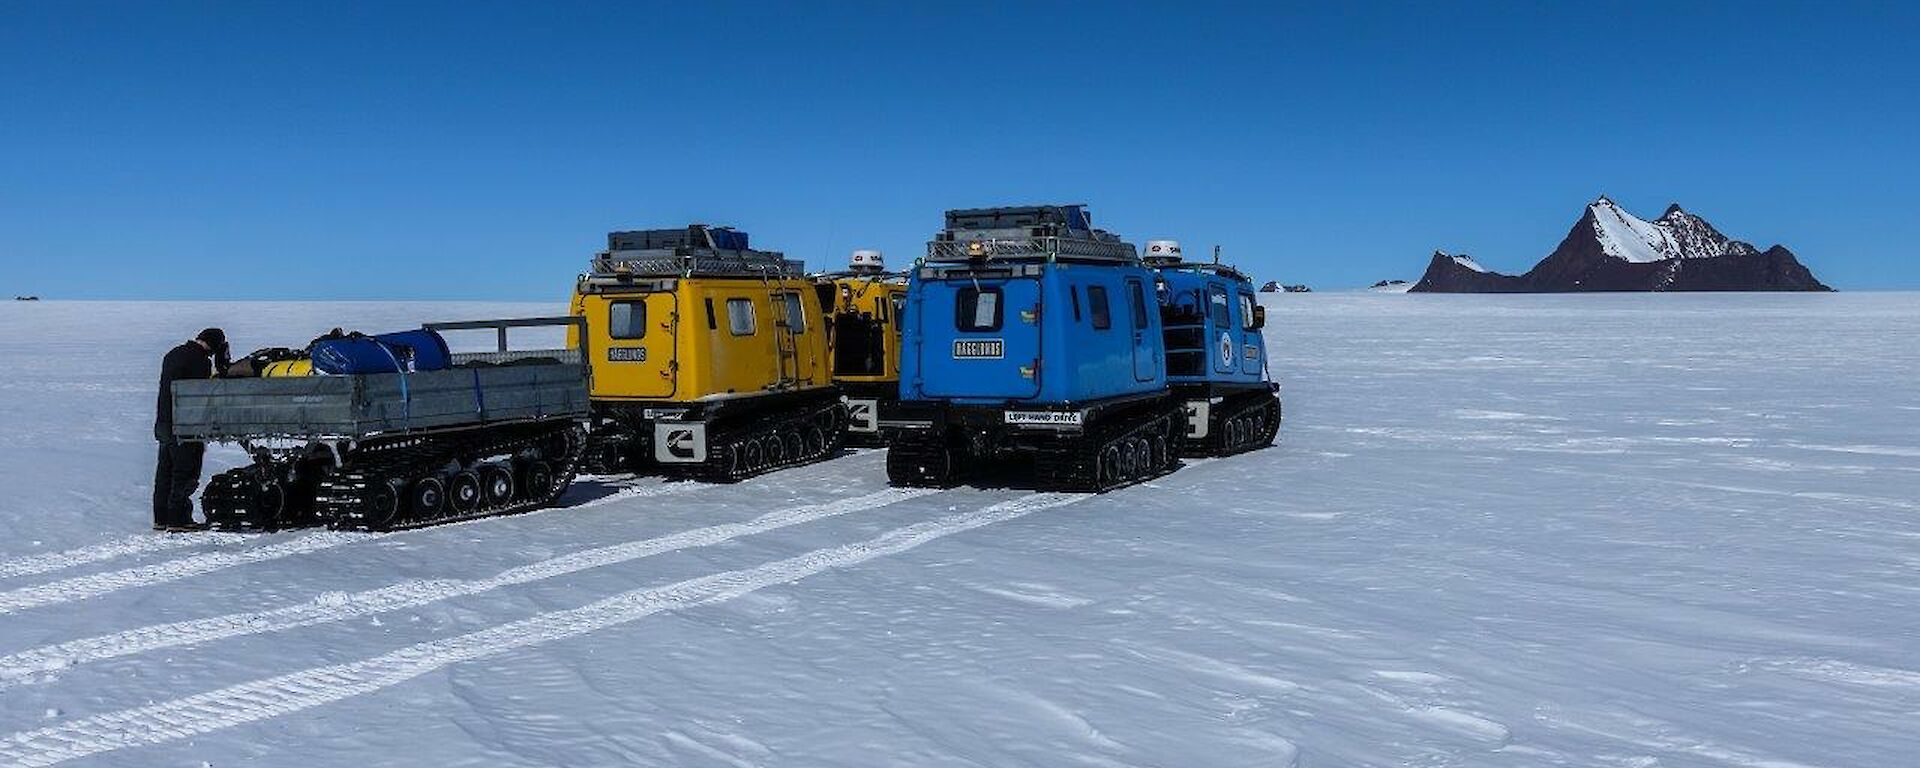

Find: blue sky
<box><xmin>2</xmin><ymin>1</ymin><xmax>1915</xmax><ymax>298</ymax></box>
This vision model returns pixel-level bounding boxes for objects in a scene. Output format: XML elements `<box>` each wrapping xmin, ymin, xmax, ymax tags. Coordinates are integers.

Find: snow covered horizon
<box><xmin>1</xmin><ymin>294</ymin><xmax>1916</xmax><ymax>767</ymax></box>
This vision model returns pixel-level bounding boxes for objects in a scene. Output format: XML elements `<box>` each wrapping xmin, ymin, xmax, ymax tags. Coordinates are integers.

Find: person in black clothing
<box><xmin>153</xmin><ymin>328</ymin><xmax>229</xmax><ymax>531</ymax></box>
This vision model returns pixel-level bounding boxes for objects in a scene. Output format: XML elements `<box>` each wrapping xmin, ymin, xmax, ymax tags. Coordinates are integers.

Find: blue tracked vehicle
<box><xmin>885</xmin><ymin>205</ymin><xmax>1186</xmax><ymax>491</ymax></box>
<box><xmin>1143</xmin><ymin>240</ymin><xmax>1282</xmax><ymax>456</ymax></box>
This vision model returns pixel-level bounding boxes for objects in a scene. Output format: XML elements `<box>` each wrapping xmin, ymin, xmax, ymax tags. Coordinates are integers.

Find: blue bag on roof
<box><xmin>310</xmin><ymin>329</ymin><xmax>453</xmax><ymax>375</ymax></box>
<box><xmin>709</xmin><ymin>227</ymin><xmax>750</xmax><ymax>250</ymax></box>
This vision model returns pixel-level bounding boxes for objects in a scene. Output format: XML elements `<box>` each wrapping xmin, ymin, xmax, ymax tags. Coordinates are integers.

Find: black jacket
<box><xmin>155</xmin><ymin>341</ymin><xmax>213</xmax><ymax>440</ymax></box>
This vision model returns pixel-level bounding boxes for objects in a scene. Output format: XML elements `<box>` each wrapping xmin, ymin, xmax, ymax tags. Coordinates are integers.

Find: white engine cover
<box><xmin>845</xmin><ymin>398</ymin><xmax>879</xmax><ymax>433</ymax></box>
<box><xmin>1184</xmin><ymin>400</ymin><xmax>1210</xmax><ymax>438</ymax></box>
<box><xmin>653</xmin><ymin>422</ymin><xmax>708</xmax><ymax>463</ymax></box>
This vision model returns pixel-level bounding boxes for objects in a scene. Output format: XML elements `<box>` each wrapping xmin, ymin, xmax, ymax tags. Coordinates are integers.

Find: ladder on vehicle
<box><xmin>1160</xmin><ymin>305</ymin><xmax>1209</xmax><ymax>377</ymax></box>
<box><xmin>761</xmin><ymin>276</ymin><xmax>801</xmax><ymax>391</ymax></box>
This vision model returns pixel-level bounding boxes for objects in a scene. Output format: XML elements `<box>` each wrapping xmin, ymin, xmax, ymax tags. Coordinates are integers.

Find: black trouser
<box><xmin>153</xmin><ymin>439</ymin><xmax>206</xmax><ymax>527</ymax></box>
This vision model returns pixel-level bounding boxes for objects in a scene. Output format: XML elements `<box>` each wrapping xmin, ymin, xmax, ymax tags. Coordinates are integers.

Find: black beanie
<box><xmin>196</xmin><ymin>328</ymin><xmax>227</xmax><ymax>348</ymax></box>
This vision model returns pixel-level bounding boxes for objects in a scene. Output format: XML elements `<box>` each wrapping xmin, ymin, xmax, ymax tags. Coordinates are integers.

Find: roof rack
<box><xmin>590</xmin><ymin>250</ymin><xmax>803</xmax><ymax>279</ymax></box>
<box><xmin>810</xmin><ymin>269</ymin><xmax>906</xmax><ymax>282</ymax></box>
<box><xmin>925</xmin><ymin>236</ymin><xmax>1139</xmax><ymax>263</ymax></box>
<box><xmin>1151</xmin><ymin>260</ymin><xmax>1252</xmax><ymax>283</ymax></box>
<box><xmin>924</xmin><ymin>204</ymin><xmax>1140</xmax><ymax>265</ymax></box>
<box><xmin>586</xmin><ymin>225</ymin><xmax>804</xmax><ymax>279</ymax></box>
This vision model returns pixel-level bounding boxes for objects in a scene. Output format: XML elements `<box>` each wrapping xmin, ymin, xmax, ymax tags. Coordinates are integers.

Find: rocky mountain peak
<box><xmin>1409</xmin><ymin>196</ymin><xmax>1829</xmax><ymax>293</ymax></box>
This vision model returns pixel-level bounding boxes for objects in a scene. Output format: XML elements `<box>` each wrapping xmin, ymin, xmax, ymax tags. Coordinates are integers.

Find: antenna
<box><xmin>1212</xmin><ymin>245</ymin><xmax>1221</xmax><ymax>265</ymax></box>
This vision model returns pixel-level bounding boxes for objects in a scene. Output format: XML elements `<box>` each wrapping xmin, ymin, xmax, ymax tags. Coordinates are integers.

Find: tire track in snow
<box><xmin>0</xmin><ymin>452</ymin><xmax>821</xmax><ymax>592</ymax></box>
<box><xmin>0</xmin><ymin>491</ymin><xmax>1087</xmax><ymax>767</ymax></box>
<box><xmin>0</xmin><ymin>487</ymin><xmax>937</xmax><ymax>688</ymax></box>
<box><xmin>0</xmin><ymin>479</ymin><xmax>703</xmax><ymax>616</ymax></box>
<box><xmin>0</xmin><ymin>532</ymin><xmax>366</xmax><ymax>615</ymax></box>
<box><xmin>0</xmin><ymin>533</ymin><xmax>247</xmax><ymax>580</ymax></box>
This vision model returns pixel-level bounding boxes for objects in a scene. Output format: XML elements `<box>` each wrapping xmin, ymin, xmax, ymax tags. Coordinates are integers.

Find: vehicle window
<box><xmin>783</xmin><ymin>292</ymin><xmax>806</xmax><ymax>334</ymax></box>
<box><xmin>609</xmin><ymin>300</ymin><xmax>645</xmax><ymax>339</ymax></box>
<box><xmin>1209</xmin><ymin>287</ymin><xmax>1231</xmax><ymax>329</ymax></box>
<box><xmin>704</xmin><ymin>298</ymin><xmax>717</xmax><ymax>330</ymax></box>
<box><xmin>1239</xmin><ymin>293</ymin><xmax>1257</xmax><ymax>330</ymax></box>
<box><xmin>1069</xmin><ymin>286</ymin><xmax>1082</xmax><ymax>321</ymax></box>
<box><xmin>891</xmin><ymin>295</ymin><xmax>906</xmax><ymax>335</ymax></box>
<box><xmin>1088</xmin><ymin>285</ymin><xmax>1112</xmax><ymax>330</ymax></box>
<box><xmin>955</xmin><ymin>286</ymin><xmax>1003</xmax><ymax>332</ymax></box>
<box><xmin>726</xmin><ymin>297</ymin><xmax>756</xmax><ymax>336</ymax></box>
<box><xmin>1129</xmin><ymin>280</ymin><xmax>1149</xmax><ymax>330</ymax></box>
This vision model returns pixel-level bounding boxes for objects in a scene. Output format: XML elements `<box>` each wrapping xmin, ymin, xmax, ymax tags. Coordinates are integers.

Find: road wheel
<box><xmin>448</xmin><ymin>471</ymin><xmax>482</xmax><ymax>514</ymax></box>
<box><xmin>522</xmin><ymin>461</ymin><xmax>555</xmax><ymax>500</ymax></box>
<box><xmin>481</xmin><ymin>465</ymin><xmax>515</xmax><ymax>505</ymax></box>
<box><xmin>412</xmin><ymin>476</ymin><xmax>446</xmax><ymax>519</ymax></box>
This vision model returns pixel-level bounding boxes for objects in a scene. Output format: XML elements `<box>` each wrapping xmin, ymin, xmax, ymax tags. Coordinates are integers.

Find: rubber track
<box><xmin>884</xmin><ymin>429</ymin><xmax>958</xmax><ymax>487</ymax></box>
<box><xmin>682</xmin><ymin>398</ymin><xmax>845</xmax><ymax>482</ymax></box>
<box><xmin>1186</xmin><ymin>390</ymin><xmax>1281</xmax><ymax>458</ymax></box>
<box><xmin>1032</xmin><ymin>402</ymin><xmax>1186</xmax><ymax>492</ymax></box>
<box><xmin>0</xmin><ymin>491</ymin><xmax>1086</xmax><ymax>767</ymax></box>
<box><xmin>325</xmin><ymin>422</ymin><xmax>587</xmax><ymax>531</ymax></box>
<box><xmin>0</xmin><ymin>488</ymin><xmax>936</xmax><ymax>690</ymax></box>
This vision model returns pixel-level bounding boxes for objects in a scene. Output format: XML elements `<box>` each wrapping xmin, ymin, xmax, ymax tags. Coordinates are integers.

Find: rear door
<box><xmin>595</xmin><ymin>292</ymin><xmax>677</xmax><ymax>398</ymax></box>
<box><xmin>1208</xmin><ymin>285</ymin><xmax>1236</xmax><ymax>375</ymax></box>
<box><xmin>1238</xmin><ymin>291</ymin><xmax>1263</xmax><ymax>375</ymax></box>
<box><xmin>1127</xmin><ymin>278</ymin><xmax>1157</xmax><ymax>382</ymax></box>
<box><xmin>918</xmin><ymin>277</ymin><xmax>1042</xmax><ymax>399</ymax></box>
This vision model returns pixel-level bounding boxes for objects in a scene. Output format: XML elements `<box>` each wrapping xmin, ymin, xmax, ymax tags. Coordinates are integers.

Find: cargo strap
<box><xmin>470</xmin><ymin>368</ymin><xmax>487</xmax><ymax>418</ymax></box>
<box><xmin>375</xmin><ymin>343</ymin><xmax>412</xmax><ymax>429</ymax></box>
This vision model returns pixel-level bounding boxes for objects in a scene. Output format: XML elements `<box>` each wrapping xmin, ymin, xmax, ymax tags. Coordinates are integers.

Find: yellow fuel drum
<box><xmin>260</xmin><ymin>359</ymin><xmax>315</xmax><ymax>377</ymax></box>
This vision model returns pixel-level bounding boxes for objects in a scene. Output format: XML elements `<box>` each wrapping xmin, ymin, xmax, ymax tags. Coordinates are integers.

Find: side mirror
<box><xmin>1251</xmin><ymin>304</ymin><xmax>1267</xmax><ymax>330</ymax></box>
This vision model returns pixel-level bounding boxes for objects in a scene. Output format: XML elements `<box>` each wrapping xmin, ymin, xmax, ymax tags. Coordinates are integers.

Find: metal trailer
<box><xmin>174</xmin><ymin>317</ymin><xmax>594</xmax><ymax>531</ymax></box>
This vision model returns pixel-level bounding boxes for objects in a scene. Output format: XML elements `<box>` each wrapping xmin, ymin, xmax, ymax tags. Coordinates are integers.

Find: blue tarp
<box><xmin>311</xmin><ymin>329</ymin><xmax>452</xmax><ymax>375</ymax></box>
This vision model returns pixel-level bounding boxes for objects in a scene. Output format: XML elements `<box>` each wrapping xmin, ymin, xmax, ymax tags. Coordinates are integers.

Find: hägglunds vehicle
<box><xmin>812</xmin><ymin>249</ymin><xmax>908</xmax><ymax>444</ymax></box>
<box><xmin>1143</xmin><ymin>240</ymin><xmax>1282</xmax><ymax>456</ymax></box>
<box><xmin>572</xmin><ymin>225</ymin><xmax>845</xmax><ymax>480</ymax></box>
<box><xmin>180</xmin><ymin>318</ymin><xmax>592</xmax><ymax>531</ymax></box>
<box><xmin>886</xmin><ymin>205</ymin><xmax>1185</xmax><ymax>491</ymax></box>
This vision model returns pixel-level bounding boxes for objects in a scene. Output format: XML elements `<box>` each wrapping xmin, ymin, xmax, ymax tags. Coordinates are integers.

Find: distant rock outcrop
<box><xmin>1412</xmin><ymin>252</ymin><xmax>1526</xmax><ymax>293</ymax></box>
<box><xmin>1411</xmin><ymin>197</ymin><xmax>1831</xmax><ymax>293</ymax></box>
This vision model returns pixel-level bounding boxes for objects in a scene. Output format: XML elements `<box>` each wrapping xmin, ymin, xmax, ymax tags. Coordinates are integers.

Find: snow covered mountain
<box><xmin>1411</xmin><ymin>197</ymin><xmax>1831</xmax><ymax>292</ymax></box>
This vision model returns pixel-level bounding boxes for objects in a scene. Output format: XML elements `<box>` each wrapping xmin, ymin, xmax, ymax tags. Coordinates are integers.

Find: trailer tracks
<box><xmin>0</xmin><ymin>477</ymin><xmax>701</xmax><ymax>615</ymax></box>
<box><xmin>0</xmin><ymin>531</ymin><xmax>367</xmax><ymax>615</ymax></box>
<box><xmin>0</xmin><ymin>487</ymin><xmax>935</xmax><ymax>689</ymax></box>
<box><xmin>0</xmin><ymin>490</ymin><xmax>1086</xmax><ymax>767</ymax></box>
<box><xmin>0</xmin><ymin>532</ymin><xmax>247</xmax><ymax>580</ymax></box>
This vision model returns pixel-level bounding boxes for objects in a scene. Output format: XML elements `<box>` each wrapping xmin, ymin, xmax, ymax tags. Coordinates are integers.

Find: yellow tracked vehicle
<box><xmin>811</xmin><ymin>249</ymin><xmax>907</xmax><ymax>443</ymax></box>
<box><xmin>571</xmin><ymin>225</ymin><xmax>845</xmax><ymax>480</ymax></box>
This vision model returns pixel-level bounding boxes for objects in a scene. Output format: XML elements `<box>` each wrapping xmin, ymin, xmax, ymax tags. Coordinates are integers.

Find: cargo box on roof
<box><xmin>607</xmin><ymin>225</ymin><xmax>750</xmax><ymax>252</ymax></box>
<box><xmin>943</xmin><ymin>205</ymin><xmax>1092</xmax><ymax>233</ymax></box>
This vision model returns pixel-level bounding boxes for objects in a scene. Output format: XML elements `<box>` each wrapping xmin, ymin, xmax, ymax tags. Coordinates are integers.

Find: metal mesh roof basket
<box><xmin>589</xmin><ymin>225</ymin><xmax>803</xmax><ymax>278</ymax></box>
<box><xmin>925</xmin><ymin>204</ymin><xmax>1139</xmax><ymax>264</ymax></box>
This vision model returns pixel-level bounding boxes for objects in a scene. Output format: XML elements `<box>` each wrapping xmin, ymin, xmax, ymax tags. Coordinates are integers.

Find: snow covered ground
<box><xmin>1</xmin><ymin>293</ymin><xmax>1917</xmax><ymax>767</ymax></box>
